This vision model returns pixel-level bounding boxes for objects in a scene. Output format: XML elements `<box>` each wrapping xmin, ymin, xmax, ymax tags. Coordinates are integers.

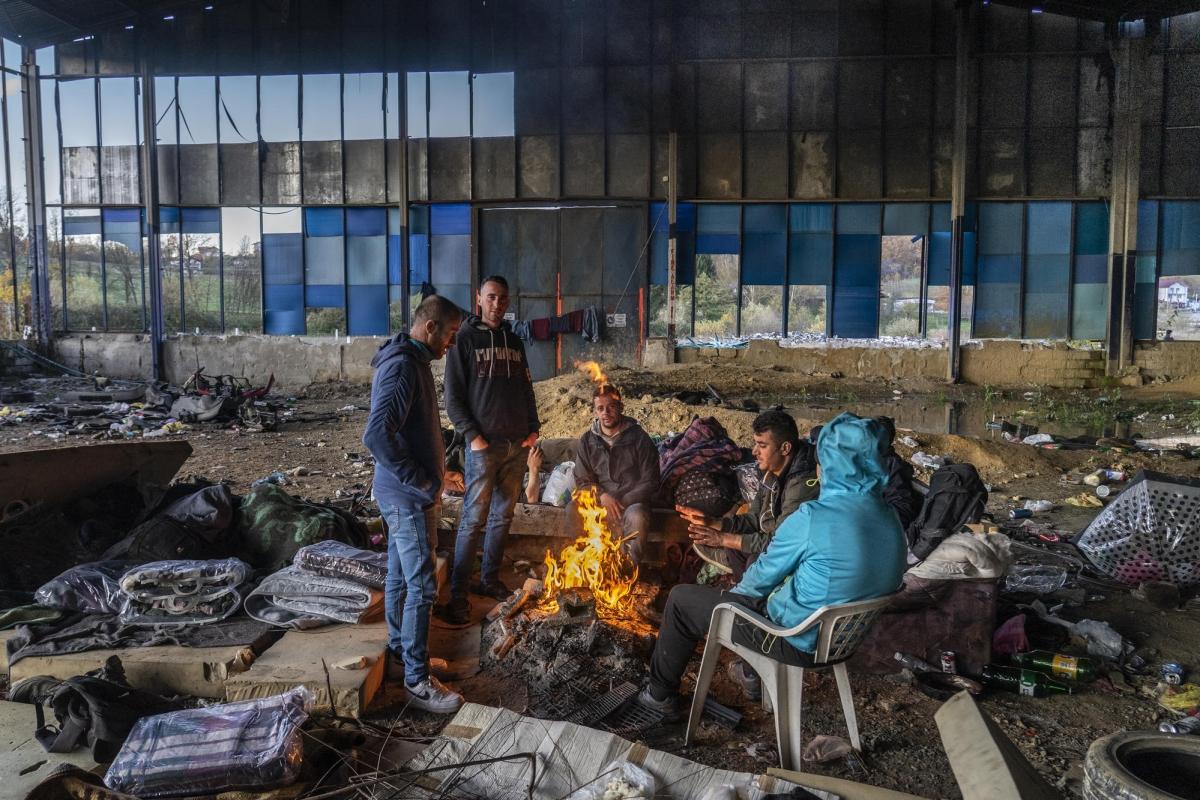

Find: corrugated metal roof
<box><xmin>0</xmin><ymin>1</ymin><xmax>208</xmax><ymax>50</ymax></box>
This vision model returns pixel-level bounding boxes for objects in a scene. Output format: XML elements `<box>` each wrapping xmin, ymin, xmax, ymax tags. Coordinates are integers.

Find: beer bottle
<box><xmin>982</xmin><ymin>665</ymin><xmax>1074</xmax><ymax>697</ymax></box>
<box><xmin>1012</xmin><ymin>650</ymin><xmax>1098</xmax><ymax>682</ymax></box>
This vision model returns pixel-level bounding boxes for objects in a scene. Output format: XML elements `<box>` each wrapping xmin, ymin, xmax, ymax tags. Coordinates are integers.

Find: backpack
<box><xmin>33</xmin><ymin>656</ymin><xmax>183</xmax><ymax>763</ymax></box>
<box><xmin>905</xmin><ymin>463</ymin><xmax>988</xmax><ymax>560</ymax></box>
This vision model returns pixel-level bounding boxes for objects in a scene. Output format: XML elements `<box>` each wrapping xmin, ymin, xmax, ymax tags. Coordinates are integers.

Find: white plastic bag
<box><xmin>565</xmin><ymin>760</ymin><xmax>656</xmax><ymax>800</ymax></box>
<box><xmin>542</xmin><ymin>461</ymin><xmax>576</xmax><ymax>507</ymax></box>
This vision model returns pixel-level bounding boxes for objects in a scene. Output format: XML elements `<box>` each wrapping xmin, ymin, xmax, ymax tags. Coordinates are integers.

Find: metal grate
<box><xmin>565</xmin><ymin>681</ymin><xmax>639</xmax><ymax>726</ymax></box>
<box><xmin>601</xmin><ymin>698</ymin><xmax>664</xmax><ymax>739</ymax></box>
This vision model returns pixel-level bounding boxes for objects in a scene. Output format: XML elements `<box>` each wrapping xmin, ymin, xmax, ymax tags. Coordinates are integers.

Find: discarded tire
<box><xmin>1084</xmin><ymin>731</ymin><xmax>1200</xmax><ymax>800</ymax></box>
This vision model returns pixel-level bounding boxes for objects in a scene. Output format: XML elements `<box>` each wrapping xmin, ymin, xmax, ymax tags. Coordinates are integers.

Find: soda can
<box><xmin>940</xmin><ymin>651</ymin><xmax>957</xmax><ymax>674</ymax></box>
<box><xmin>1104</xmin><ymin>469</ymin><xmax>1127</xmax><ymax>482</ymax></box>
<box><xmin>1009</xmin><ymin>508</ymin><xmax>1033</xmax><ymax>519</ymax></box>
<box><xmin>1163</xmin><ymin>662</ymin><xmax>1187</xmax><ymax>686</ymax></box>
<box><xmin>1159</xmin><ymin>716</ymin><xmax>1200</xmax><ymax>735</ymax></box>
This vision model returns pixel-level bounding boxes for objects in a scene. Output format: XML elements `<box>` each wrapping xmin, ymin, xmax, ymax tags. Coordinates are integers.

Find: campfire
<box><xmin>543</xmin><ymin>487</ymin><xmax>639</xmax><ymax>612</ymax></box>
<box><xmin>574</xmin><ymin>359</ymin><xmax>610</xmax><ymax>392</ymax></box>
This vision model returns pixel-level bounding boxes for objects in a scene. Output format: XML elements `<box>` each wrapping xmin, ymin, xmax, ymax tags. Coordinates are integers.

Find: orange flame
<box><xmin>543</xmin><ymin>487</ymin><xmax>638</xmax><ymax>610</ymax></box>
<box><xmin>574</xmin><ymin>360</ymin><xmax>609</xmax><ymax>390</ymax></box>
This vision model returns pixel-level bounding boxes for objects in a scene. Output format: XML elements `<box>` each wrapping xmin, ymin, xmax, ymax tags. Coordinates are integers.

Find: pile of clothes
<box><xmin>656</xmin><ymin>416</ymin><xmax>746</xmax><ymax>516</ymax></box>
<box><xmin>245</xmin><ymin>541</ymin><xmax>386</xmax><ymax>629</ymax></box>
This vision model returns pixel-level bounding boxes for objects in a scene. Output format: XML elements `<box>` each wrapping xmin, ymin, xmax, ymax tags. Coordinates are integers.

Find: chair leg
<box><xmin>832</xmin><ymin>662</ymin><xmax>861</xmax><ymax>751</ymax></box>
<box><xmin>684</xmin><ymin>640</ymin><xmax>723</xmax><ymax>746</ymax></box>
<box><xmin>768</xmin><ymin>665</ymin><xmax>805</xmax><ymax>772</ymax></box>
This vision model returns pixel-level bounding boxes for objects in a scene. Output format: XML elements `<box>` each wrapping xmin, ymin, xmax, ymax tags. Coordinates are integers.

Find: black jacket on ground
<box><xmin>363</xmin><ymin>334</ymin><xmax>444</xmax><ymax>508</ymax></box>
<box><xmin>444</xmin><ymin>314</ymin><xmax>540</xmax><ymax>445</ymax></box>
<box><xmin>574</xmin><ymin>417</ymin><xmax>660</xmax><ymax>506</ymax></box>
<box><xmin>721</xmin><ymin>442</ymin><xmax>820</xmax><ymax>554</ymax></box>
<box><xmin>883</xmin><ymin>451</ymin><xmax>922</xmax><ymax>530</ymax></box>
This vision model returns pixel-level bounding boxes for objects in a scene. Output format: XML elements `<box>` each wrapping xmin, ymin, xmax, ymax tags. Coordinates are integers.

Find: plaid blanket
<box><xmin>293</xmin><ymin>540</ymin><xmax>387</xmax><ymax>589</ymax></box>
<box><xmin>117</xmin><ymin>559</ymin><xmax>249</xmax><ymax>626</ymax></box>
<box><xmin>104</xmin><ymin>687</ymin><xmax>311</xmax><ymax>797</ymax></box>
<box><xmin>657</xmin><ymin>416</ymin><xmax>744</xmax><ymax>494</ymax></box>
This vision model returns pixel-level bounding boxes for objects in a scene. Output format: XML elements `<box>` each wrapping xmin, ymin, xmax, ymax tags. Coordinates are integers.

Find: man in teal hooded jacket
<box><xmin>638</xmin><ymin>412</ymin><xmax>906</xmax><ymax>716</ymax></box>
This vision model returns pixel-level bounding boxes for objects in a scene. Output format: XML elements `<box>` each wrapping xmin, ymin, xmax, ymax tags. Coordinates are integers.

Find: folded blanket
<box><xmin>293</xmin><ymin>540</ymin><xmax>387</xmax><ymax>589</ymax></box>
<box><xmin>105</xmin><ymin>687</ymin><xmax>312</xmax><ymax>797</ymax></box>
<box><xmin>118</xmin><ymin>559</ymin><xmax>250</xmax><ymax>626</ymax></box>
<box><xmin>244</xmin><ymin>566</ymin><xmax>382</xmax><ymax>629</ymax></box>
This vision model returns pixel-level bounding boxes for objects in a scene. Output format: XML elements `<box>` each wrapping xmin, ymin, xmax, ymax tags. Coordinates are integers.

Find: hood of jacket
<box><xmin>589</xmin><ymin>415</ymin><xmax>637</xmax><ymax>441</ymax></box>
<box><xmin>463</xmin><ymin>313</ymin><xmax>514</xmax><ymax>334</ymax></box>
<box><xmin>370</xmin><ymin>332</ymin><xmax>431</xmax><ymax>369</ymax></box>
<box><xmin>815</xmin><ymin>412</ymin><xmax>888</xmax><ymax>495</ymax></box>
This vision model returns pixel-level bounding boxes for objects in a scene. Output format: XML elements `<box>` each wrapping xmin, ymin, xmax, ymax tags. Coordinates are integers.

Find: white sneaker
<box><xmin>405</xmin><ymin>675</ymin><xmax>464</xmax><ymax>714</ymax></box>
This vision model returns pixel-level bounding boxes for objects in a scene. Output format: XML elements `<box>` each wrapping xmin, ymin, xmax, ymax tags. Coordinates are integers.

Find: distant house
<box><xmin>1159</xmin><ymin>282</ymin><xmax>1189</xmax><ymax>305</ymax></box>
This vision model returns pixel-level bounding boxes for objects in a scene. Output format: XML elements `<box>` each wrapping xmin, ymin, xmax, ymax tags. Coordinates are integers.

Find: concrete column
<box><xmin>946</xmin><ymin>3</ymin><xmax>973</xmax><ymax>382</ymax></box>
<box><xmin>139</xmin><ymin>54</ymin><xmax>164</xmax><ymax>381</ymax></box>
<box><xmin>1105</xmin><ymin>36</ymin><xmax>1148</xmax><ymax>375</ymax></box>
<box><xmin>19</xmin><ymin>50</ymin><xmax>50</xmax><ymax>347</ymax></box>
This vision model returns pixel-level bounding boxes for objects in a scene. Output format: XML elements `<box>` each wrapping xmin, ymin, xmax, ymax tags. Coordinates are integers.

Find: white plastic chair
<box><xmin>684</xmin><ymin>593</ymin><xmax>898</xmax><ymax>772</ymax></box>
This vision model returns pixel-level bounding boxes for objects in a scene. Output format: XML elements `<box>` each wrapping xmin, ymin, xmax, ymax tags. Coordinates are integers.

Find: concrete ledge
<box><xmin>4</xmin><ymin>627</ymin><xmax>276</xmax><ymax>699</ymax></box>
<box><xmin>223</xmin><ymin>622</ymin><xmax>387</xmax><ymax>717</ymax></box>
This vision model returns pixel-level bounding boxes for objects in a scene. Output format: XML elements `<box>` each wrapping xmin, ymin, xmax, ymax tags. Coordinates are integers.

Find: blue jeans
<box><xmin>379</xmin><ymin>501</ymin><xmax>438</xmax><ymax>685</ymax></box>
<box><xmin>451</xmin><ymin>442</ymin><xmax>527</xmax><ymax>598</ymax></box>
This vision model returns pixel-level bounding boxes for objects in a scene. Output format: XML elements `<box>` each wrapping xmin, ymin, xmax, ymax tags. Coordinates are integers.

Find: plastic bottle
<box><xmin>1103</xmin><ymin>469</ymin><xmax>1127</xmax><ymax>482</ymax></box>
<box><xmin>1159</xmin><ymin>716</ymin><xmax>1200</xmax><ymax>735</ymax></box>
<box><xmin>894</xmin><ymin>651</ymin><xmax>938</xmax><ymax>673</ymax></box>
<box><xmin>1011</xmin><ymin>650</ymin><xmax>1099</xmax><ymax>682</ymax></box>
<box><xmin>981</xmin><ymin>665</ymin><xmax>1073</xmax><ymax>697</ymax></box>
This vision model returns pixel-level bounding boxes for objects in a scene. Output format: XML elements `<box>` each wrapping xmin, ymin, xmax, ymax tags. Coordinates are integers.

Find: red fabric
<box><xmin>531</xmin><ymin>318</ymin><xmax>552</xmax><ymax>341</ymax></box>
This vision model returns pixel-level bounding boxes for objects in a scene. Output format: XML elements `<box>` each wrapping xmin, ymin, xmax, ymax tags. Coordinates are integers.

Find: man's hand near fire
<box><xmin>677</xmin><ymin>504</ymin><xmax>741</xmax><ymax>551</ymax></box>
<box><xmin>599</xmin><ymin>491</ymin><xmax>625</xmax><ymax>523</ymax></box>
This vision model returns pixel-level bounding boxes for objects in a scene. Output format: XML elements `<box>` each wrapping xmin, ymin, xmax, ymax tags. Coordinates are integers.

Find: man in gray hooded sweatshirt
<box><xmin>441</xmin><ymin>275</ymin><xmax>540</xmax><ymax>624</ymax></box>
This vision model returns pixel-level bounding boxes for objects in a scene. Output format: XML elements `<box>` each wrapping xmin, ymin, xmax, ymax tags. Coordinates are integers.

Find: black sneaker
<box><xmin>727</xmin><ymin>659</ymin><xmax>763</xmax><ymax>702</ymax></box>
<box><xmin>635</xmin><ymin>685</ymin><xmax>685</xmax><ymax>723</ymax></box>
<box><xmin>436</xmin><ymin>597</ymin><xmax>471</xmax><ymax>625</ymax></box>
<box><xmin>471</xmin><ymin>580</ymin><xmax>513</xmax><ymax>601</ymax></box>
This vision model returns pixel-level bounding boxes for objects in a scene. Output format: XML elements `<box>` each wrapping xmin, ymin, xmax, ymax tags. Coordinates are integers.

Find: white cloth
<box><xmin>906</xmin><ymin>532</ymin><xmax>1012</xmax><ymax>580</ymax></box>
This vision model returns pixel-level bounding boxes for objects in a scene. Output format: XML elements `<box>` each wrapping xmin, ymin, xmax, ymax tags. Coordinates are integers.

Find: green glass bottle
<box><xmin>982</xmin><ymin>665</ymin><xmax>1074</xmax><ymax>697</ymax></box>
<box><xmin>1011</xmin><ymin>650</ymin><xmax>1098</xmax><ymax>683</ymax></box>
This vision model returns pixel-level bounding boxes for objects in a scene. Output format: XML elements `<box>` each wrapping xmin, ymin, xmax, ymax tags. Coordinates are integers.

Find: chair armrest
<box><xmin>712</xmin><ymin>602</ymin><xmax>826</xmax><ymax>639</ymax></box>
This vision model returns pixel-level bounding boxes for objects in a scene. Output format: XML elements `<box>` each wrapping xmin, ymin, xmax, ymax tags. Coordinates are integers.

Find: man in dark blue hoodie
<box><xmin>441</xmin><ymin>275</ymin><xmax>541</xmax><ymax>624</ymax></box>
<box><xmin>363</xmin><ymin>294</ymin><xmax>464</xmax><ymax>714</ymax></box>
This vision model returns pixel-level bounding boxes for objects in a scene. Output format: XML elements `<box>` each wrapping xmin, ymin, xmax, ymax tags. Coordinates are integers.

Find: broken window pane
<box><xmin>1157</xmin><ymin>277</ymin><xmax>1200</xmax><ymax>340</ymax></box>
<box><xmin>472</xmin><ymin>72</ymin><xmax>514</xmax><ymax>137</ymax></box>
<box><xmin>694</xmin><ymin>253</ymin><xmax>738</xmax><ymax>338</ymax></box>
<box><xmin>218</xmin><ymin>75</ymin><xmax>258</xmax><ymax>143</ymax></box>
<box><xmin>788</xmin><ymin>285</ymin><xmax>827</xmax><ymax>335</ymax></box>
<box><xmin>35</xmin><ymin>46</ymin><xmax>53</xmax><ymax>74</ymax></box>
<box><xmin>47</xmin><ymin>206</ymin><xmax>64</xmax><ymax>330</ymax></box>
<box><xmin>385</xmin><ymin>72</ymin><xmax>401</xmax><ymax>138</ymax></box>
<box><xmin>59</xmin><ymin>78</ymin><xmax>97</xmax><ymax>147</ymax></box>
<box><xmin>406</xmin><ymin>72</ymin><xmax>427</xmax><ymax>137</ymax></box>
<box><xmin>303</xmin><ymin>73</ymin><xmax>341</xmax><ymax>141</ymax></box>
<box><xmin>428</xmin><ymin>71</ymin><xmax>469</xmax><ymax>137</ymax></box>
<box><xmin>64</xmin><ymin>209</ymin><xmax>102</xmax><ymax>330</ymax></box>
<box><xmin>648</xmin><ymin>283</ymin><xmax>694</xmax><ymax>338</ymax></box>
<box><xmin>41</xmin><ymin>78</ymin><xmax>61</xmax><ymax>204</ymax></box>
<box><xmin>177</xmin><ymin>76</ymin><xmax>217</xmax><ymax>144</ymax></box>
<box><xmin>344</xmin><ymin>73</ymin><xmax>384</xmax><ymax>140</ymax></box>
<box><xmin>879</xmin><ymin>234</ymin><xmax>924</xmax><ymax>337</ymax></box>
<box><xmin>102</xmin><ymin>209</ymin><xmax>143</xmax><ymax>332</ymax></box>
<box><xmin>159</xmin><ymin>209</ymin><xmax>182</xmax><ymax>332</ymax></box>
<box><xmin>221</xmin><ymin>206</ymin><xmax>262</xmax><ymax>333</ymax></box>
<box><xmin>181</xmin><ymin>208</ymin><xmax>221</xmax><ymax>333</ymax></box>
<box><xmin>100</xmin><ymin>77</ymin><xmax>137</xmax><ymax>145</ymax></box>
<box><xmin>259</xmin><ymin>75</ymin><xmax>298</xmax><ymax>142</ymax></box>
<box><xmin>740</xmin><ymin>285</ymin><xmax>783</xmax><ymax>336</ymax></box>
<box><xmin>155</xmin><ymin>76</ymin><xmax>177</xmax><ymax>145</ymax></box>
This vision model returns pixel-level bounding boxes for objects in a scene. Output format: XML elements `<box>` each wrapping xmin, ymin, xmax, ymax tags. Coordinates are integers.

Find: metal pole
<box><xmin>139</xmin><ymin>54</ymin><xmax>164</xmax><ymax>381</ymax></box>
<box><xmin>20</xmin><ymin>50</ymin><xmax>51</xmax><ymax>347</ymax></box>
<box><xmin>1106</xmin><ymin>36</ymin><xmax>1145</xmax><ymax>375</ymax></box>
<box><xmin>666</xmin><ymin>131</ymin><xmax>677</xmax><ymax>342</ymax></box>
<box><xmin>946</xmin><ymin>2</ymin><xmax>972</xmax><ymax>383</ymax></box>
<box><xmin>398</xmin><ymin>73</ymin><xmax>410</xmax><ymax>328</ymax></box>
